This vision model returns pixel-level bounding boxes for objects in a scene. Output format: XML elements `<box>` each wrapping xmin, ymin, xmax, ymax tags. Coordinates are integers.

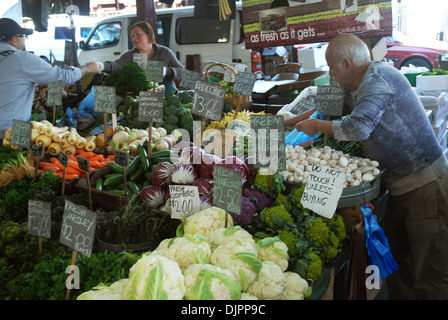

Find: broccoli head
<box><xmin>165</xmin><ymin>114</ymin><xmax>179</xmax><ymax>125</ymax></box>
<box><xmin>165</xmin><ymin>104</ymin><xmax>180</xmax><ymax>116</ymax></box>
<box><xmin>179</xmin><ymin>91</ymin><xmax>193</xmax><ymax>104</ymax></box>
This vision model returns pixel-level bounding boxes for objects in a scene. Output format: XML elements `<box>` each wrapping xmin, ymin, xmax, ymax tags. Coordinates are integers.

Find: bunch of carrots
<box><xmin>37</xmin><ymin>148</ymin><xmax>115</xmax><ymax>181</ymax></box>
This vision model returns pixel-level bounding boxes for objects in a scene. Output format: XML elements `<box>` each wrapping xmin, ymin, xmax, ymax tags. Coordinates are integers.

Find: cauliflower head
<box><xmin>210</xmin><ymin>240</ymin><xmax>262</xmax><ymax>291</ymax></box>
<box><xmin>279</xmin><ymin>272</ymin><xmax>309</xmax><ymax>300</ymax></box>
<box><xmin>183</xmin><ymin>206</ymin><xmax>233</xmax><ymax>238</ymax></box>
<box><xmin>183</xmin><ymin>264</ymin><xmax>242</xmax><ymax>300</ymax></box>
<box><xmin>208</xmin><ymin>226</ymin><xmax>256</xmax><ymax>250</ymax></box>
<box><xmin>122</xmin><ymin>253</ymin><xmax>186</xmax><ymax>300</ymax></box>
<box><xmin>241</xmin><ymin>292</ymin><xmax>259</xmax><ymax>300</ymax></box>
<box><xmin>77</xmin><ymin>279</ymin><xmax>129</xmax><ymax>300</ymax></box>
<box><xmin>246</xmin><ymin>261</ymin><xmax>286</xmax><ymax>300</ymax></box>
<box><xmin>256</xmin><ymin>236</ymin><xmax>289</xmax><ymax>272</ymax></box>
<box><xmin>157</xmin><ymin>234</ymin><xmax>211</xmax><ymax>272</ymax></box>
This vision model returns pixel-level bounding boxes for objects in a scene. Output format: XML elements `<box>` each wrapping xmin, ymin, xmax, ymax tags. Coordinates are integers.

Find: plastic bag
<box><xmin>78</xmin><ymin>87</ymin><xmax>101</xmax><ymax>117</ymax></box>
<box><xmin>66</xmin><ymin>107</ymin><xmax>95</xmax><ymax>131</ymax></box>
<box><xmin>361</xmin><ymin>203</ymin><xmax>398</xmax><ymax>279</ymax></box>
<box><xmin>285</xmin><ymin>110</ymin><xmax>322</xmax><ymax>147</ymax></box>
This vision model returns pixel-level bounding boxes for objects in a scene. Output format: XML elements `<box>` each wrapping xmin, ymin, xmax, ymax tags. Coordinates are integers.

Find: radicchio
<box><xmin>192</xmin><ymin>177</ymin><xmax>214</xmax><ymax>197</ymax></box>
<box><xmin>171</xmin><ymin>163</ymin><xmax>198</xmax><ymax>185</ymax></box>
<box><xmin>150</xmin><ymin>162</ymin><xmax>174</xmax><ymax>187</ymax></box>
<box><xmin>139</xmin><ymin>185</ymin><xmax>165</xmax><ymax>208</ymax></box>
<box><xmin>198</xmin><ymin>153</ymin><xmax>222</xmax><ymax>179</ymax></box>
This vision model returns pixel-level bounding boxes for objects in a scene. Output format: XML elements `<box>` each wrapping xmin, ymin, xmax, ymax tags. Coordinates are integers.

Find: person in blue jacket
<box><xmin>291</xmin><ymin>34</ymin><xmax>448</xmax><ymax>299</ymax></box>
<box><xmin>0</xmin><ymin>18</ymin><xmax>101</xmax><ymax>145</ymax></box>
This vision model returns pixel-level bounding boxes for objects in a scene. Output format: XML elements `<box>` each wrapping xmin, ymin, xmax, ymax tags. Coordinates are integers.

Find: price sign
<box><xmin>31</xmin><ymin>145</ymin><xmax>45</xmax><ymax>158</ymax></box>
<box><xmin>213</xmin><ymin>166</ymin><xmax>242</xmax><ymax>215</ymax></box>
<box><xmin>47</xmin><ymin>80</ymin><xmax>63</xmax><ymax>107</ymax></box>
<box><xmin>114</xmin><ymin>150</ymin><xmax>129</xmax><ymax>167</ymax></box>
<box><xmin>290</xmin><ymin>95</ymin><xmax>316</xmax><ymax>115</ymax></box>
<box><xmin>315</xmin><ymin>85</ymin><xmax>344</xmax><ymax>117</ymax></box>
<box><xmin>169</xmin><ymin>185</ymin><xmax>200</xmax><ymax>220</ymax></box>
<box><xmin>58</xmin><ymin>151</ymin><xmax>69</xmax><ymax>168</ymax></box>
<box><xmin>94</xmin><ymin>86</ymin><xmax>117</xmax><ymax>113</ymax></box>
<box><xmin>133</xmin><ymin>53</ymin><xmax>147</xmax><ymax>73</ymax></box>
<box><xmin>28</xmin><ymin>199</ymin><xmax>51</xmax><ymax>239</ymax></box>
<box><xmin>251</xmin><ymin>115</ymin><xmax>286</xmax><ymax>172</ymax></box>
<box><xmin>77</xmin><ymin>156</ymin><xmax>90</xmax><ymax>173</ymax></box>
<box><xmin>191</xmin><ymin>80</ymin><xmax>226</xmax><ymax>121</ymax></box>
<box><xmin>300</xmin><ymin>164</ymin><xmax>345</xmax><ymax>219</ymax></box>
<box><xmin>233</xmin><ymin>72</ymin><xmax>256</xmax><ymax>96</ymax></box>
<box><xmin>138</xmin><ymin>91</ymin><xmax>164</xmax><ymax>123</ymax></box>
<box><xmin>59</xmin><ymin>200</ymin><xmax>96</xmax><ymax>257</ymax></box>
<box><xmin>146</xmin><ymin>60</ymin><xmax>164</xmax><ymax>82</ymax></box>
<box><xmin>11</xmin><ymin>119</ymin><xmax>32</xmax><ymax>148</ymax></box>
<box><xmin>223</xmin><ymin>63</ymin><xmax>247</xmax><ymax>82</ymax></box>
<box><xmin>179</xmin><ymin>70</ymin><xmax>201</xmax><ymax>90</ymax></box>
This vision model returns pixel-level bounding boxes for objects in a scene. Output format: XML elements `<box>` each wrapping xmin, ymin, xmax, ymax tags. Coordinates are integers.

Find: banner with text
<box><xmin>242</xmin><ymin>0</ymin><xmax>392</xmax><ymax>49</ymax></box>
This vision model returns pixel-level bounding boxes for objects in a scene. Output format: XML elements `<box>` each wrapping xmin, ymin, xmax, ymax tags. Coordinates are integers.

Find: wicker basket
<box><xmin>201</xmin><ymin>61</ymin><xmax>251</xmax><ymax>116</ymax></box>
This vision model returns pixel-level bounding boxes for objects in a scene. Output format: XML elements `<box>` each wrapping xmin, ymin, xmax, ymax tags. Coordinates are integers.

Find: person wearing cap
<box><xmin>289</xmin><ymin>34</ymin><xmax>448</xmax><ymax>299</ymax></box>
<box><xmin>0</xmin><ymin>18</ymin><xmax>102</xmax><ymax>145</ymax></box>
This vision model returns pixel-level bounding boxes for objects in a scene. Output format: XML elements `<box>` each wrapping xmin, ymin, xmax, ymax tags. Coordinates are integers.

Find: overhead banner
<box><xmin>242</xmin><ymin>0</ymin><xmax>392</xmax><ymax>49</ymax></box>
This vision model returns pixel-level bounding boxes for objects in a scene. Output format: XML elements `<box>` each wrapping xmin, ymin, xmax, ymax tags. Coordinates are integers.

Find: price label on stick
<box><xmin>315</xmin><ymin>85</ymin><xmax>344</xmax><ymax>117</ymax></box>
<box><xmin>59</xmin><ymin>200</ymin><xmax>96</xmax><ymax>257</ymax></box>
<box><xmin>233</xmin><ymin>71</ymin><xmax>257</xmax><ymax>96</ymax></box>
<box><xmin>146</xmin><ymin>60</ymin><xmax>164</xmax><ymax>83</ymax></box>
<box><xmin>213</xmin><ymin>166</ymin><xmax>242</xmax><ymax>215</ymax></box>
<box><xmin>94</xmin><ymin>86</ymin><xmax>117</xmax><ymax>113</ymax></box>
<box><xmin>28</xmin><ymin>200</ymin><xmax>51</xmax><ymax>239</ymax></box>
<box><xmin>133</xmin><ymin>53</ymin><xmax>147</xmax><ymax>73</ymax></box>
<box><xmin>58</xmin><ymin>151</ymin><xmax>69</xmax><ymax>168</ymax></box>
<box><xmin>169</xmin><ymin>185</ymin><xmax>200</xmax><ymax>220</ymax></box>
<box><xmin>114</xmin><ymin>150</ymin><xmax>129</xmax><ymax>167</ymax></box>
<box><xmin>179</xmin><ymin>70</ymin><xmax>201</xmax><ymax>90</ymax></box>
<box><xmin>138</xmin><ymin>91</ymin><xmax>164</xmax><ymax>123</ymax></box>
<box><xmin>77</xmin><ymin>156</ymin><xmax>90</xmax><ymax>173</ymax></box>
<box><xmin>300</xmin><ymin>164</ymin><xmax>346</xmax><ymax>219</ymax></box>
<box><xmin>47</xmin><ymin>80</ymin><xmax>62</xmax><ymax>107</ymax></box>
<box><xmin>11</xmin><ymin>119</ymin><xmax>32</xmax><ymax>148</ymax></box>
<box><xmin>191</xmin><ymin>80</ymin><xmax>226</xmax><ymax>121</ymax></box>
<box><xmin>251</xmin><ymin>115</ymin><xmax>286</xmax><ymax>172</ymax></box>
<box><xmin>31</xmin><ymin>145</ymin><xmax>45</xmax><ymax>158</ymax></box>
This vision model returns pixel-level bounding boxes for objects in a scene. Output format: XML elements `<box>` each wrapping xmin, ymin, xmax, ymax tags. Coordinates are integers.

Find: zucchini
<box><xmin>103</xmin><ymin>174</ymin><xmax>124</xmax><ymax>187</ymax></box>
<box><xmin>108</xmin><ymin>161</ymin><xmax>124</xmax><ymax>174</ymax></box>
<box><xmin>107</xmin><ymin>189</ymin><xmax>125</xmax><ymax>196</ymax></box>
<box><xmin>130</xmin><ymin>167</ymin><xmax>144</xmax><ymax>181</ymax></box>
<box><xmin>127</xmin><ymin>181</ymin><xmax>140</xmax><ymax>194</ymax></box>
<box><xmin>150</xmin><ymin>156</ymin><xmax>172</xmax><ymax>164</ymax></box>
<box><xmin>150</xmin><ymin>150</ymin><xmax>172</xmax><ymax>159</ymax></box>
<box><xmin>95</xmin><ymin>178</ymin><xmax>103</xmax><ymax>190</ymax></box>
<box><xmin>126</xmin><ymin>155</ymin><xmax>141</xmax><ymax>177</ymax></box>
<box><xmin>137</xmin><ymin>144</ymin><xmax>150</xmax><ymax>171</ymax></box>
<box><xmin>104</xmin><ymin>173</ymin><xmax>123</xmax><ymax>179</ymax></box>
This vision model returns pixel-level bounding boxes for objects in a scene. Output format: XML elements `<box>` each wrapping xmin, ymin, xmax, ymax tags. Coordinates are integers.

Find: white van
<box><xmin>78</xmin><ymin>4</ymin><xmax>259</xmax><ymax>73</ymax></box>
<box><xmin>25</xmin><ymin>14</ymin><xmax>97</xmax><ymax>63</ymax></box>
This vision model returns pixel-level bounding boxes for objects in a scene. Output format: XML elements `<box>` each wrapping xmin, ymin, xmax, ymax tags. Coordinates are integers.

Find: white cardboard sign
<box><xmin>169</xmin><ymin>185</ymin><xmax>200</xmax><ymax>220</ymax></box>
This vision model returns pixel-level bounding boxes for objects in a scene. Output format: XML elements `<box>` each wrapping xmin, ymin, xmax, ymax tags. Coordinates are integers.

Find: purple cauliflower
<box><xmin>243</xmin><ymin>189</ymin><xmax>273</xmax><ymax>211</ymax></box>
<box><xmin>229</xmin><ymin>196</ymin><xmax>257</xmax><ymax>227</ymax></box>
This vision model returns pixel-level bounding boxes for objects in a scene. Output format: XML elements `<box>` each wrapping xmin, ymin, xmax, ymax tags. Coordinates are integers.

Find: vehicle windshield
<box><xmin>85</xmin><ymin>21</ymin><xmax>122</xmax><ymax>49</ymax></box>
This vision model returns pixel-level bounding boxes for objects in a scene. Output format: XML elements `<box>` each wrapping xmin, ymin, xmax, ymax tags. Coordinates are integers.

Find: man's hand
<box><xmin>80</xmin><ymin>61</ymin><xmax>102</xmax><ymax>77</ymax></box>
<box><xmin>296</xmin><ymin>118</ymin><xmax>334</xmax><ymax>136</ymax></box>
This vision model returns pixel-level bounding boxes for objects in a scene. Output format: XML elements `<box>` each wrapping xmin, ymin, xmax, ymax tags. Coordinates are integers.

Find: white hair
<box><xmin>331</xmin><ymin>35</ymin><xmax>371</xmax><ymax>68</ymax></box>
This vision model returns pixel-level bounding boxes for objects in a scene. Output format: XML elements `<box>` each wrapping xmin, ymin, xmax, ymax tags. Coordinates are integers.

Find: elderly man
<box><xmin>0</xmin><ymin>18</ymin><xmax>102</xmax><ymax>144</ymax></box>
<box><xmin>289</xmin><ymin>34</ymin><xmax>448</xmax><ymax>299</ymax></box>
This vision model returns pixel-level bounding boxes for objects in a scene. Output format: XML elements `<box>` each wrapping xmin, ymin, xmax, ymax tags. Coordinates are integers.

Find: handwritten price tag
<box><xmin>169</xmin><ymin>185</ymin><xmax>200</xmax><ymax>220</ymax></box>
<box><xmin>213</xmin><ymin>166</ymin><xmax>242</xmax><ymax>215</ymax></box>
<box><xmin>28</xmin><ymin>200</ymin><xmax>51</xmax><ymax>239</ymax></box>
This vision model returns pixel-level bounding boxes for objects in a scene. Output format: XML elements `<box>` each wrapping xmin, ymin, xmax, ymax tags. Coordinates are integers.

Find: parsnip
<box><xmin>35</xmin><ymin>134</ymin><xmax>52</xmax><ymax>148</ymax></box>
<box><xmin>45</xmin><ymin>126</ymin><xmax>68</xmax><ymax>137</ymax></box>
<box><xmin>84</xmin><ymin>136</ymin><xmax>96</xmax><ymax>152</ymax></box>
<box><xmin>62</xmin><ymin>145</ymin><xmax>77</xmax><ymax>155</ymax></box>
<box><xmin>48</xmin><ymin>142</ymin><xmax>62</xmax><ymax>156</ymax></box>
<box><xmin>53</xmin><ymin>131</ymin><xmax>70</xmax><ymax>143</ymax></box>
<box><xmin>67</xmin><ymin>128</ymin><xmax>77</xmax><ymax>145</ymax></box>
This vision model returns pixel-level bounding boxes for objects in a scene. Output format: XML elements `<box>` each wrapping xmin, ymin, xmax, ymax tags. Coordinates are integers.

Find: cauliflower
<box><xmin>122</xmin><ymin>253</ymin><xmax>186</xmax><ymax>300</ymax></box>
<box><xmin>182</xmin><ymin>206</ymin><xmax>233</xmax><ymax>238</ymax></box>
<box><xmin>183</xmin><ymin>264</ymin><xmax>242</xmax><ymax>300</ymax></box>
<box><xmin>157</xmin><ymin>234</ymin><xmax>211</xmax><ymax>272</ymax></box>
<box><xmin>246</xmin><ymin>261</ymin><xmax>286</xmax><ymax>300</ymax></box>
<box><xmin>210</xmin><ymin>240</ymin><xmax>262</xmax><ymax>291</ymax></box>
<box><xmin>243</xmin><ymin>189</ymin><xmax>272</xmax><ymax>211</ymax></box>
<box><xmin>229</xmin><ymin>196</ymin><xmax>256</xmax><ymax>227</ymax></box>
<box><xmin>208</xmin><ymin>226</ymin><xmax>256</xmax><ymax>250</ymax></box>
<box><xmin>256</xmin><ymin>237</ymin><xmax>289</xmax><ymax>272</ymax></box>
<box><xmin>279</xmin><ymin>272</ymin><xmax>309</xmax><ymax>300</ymax></box>
<box><xmin>241</xmin><ymin>292</ymin><xmax>259</xmax><ymax>300</ymax></box>
<box><xmin>77</xmin><ymin>279</ymin><xmax>129</xmax><ymax>300</ymax></box>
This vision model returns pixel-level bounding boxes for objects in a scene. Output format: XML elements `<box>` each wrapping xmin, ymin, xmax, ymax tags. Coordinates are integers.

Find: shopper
<box><xmin>290</xmin><ymin>33</ymin><xmax>448</xmax><ymax>300</ymax></box>
<box><xmin>101</xmin><ymin>20</ymin><xmax>184</xmax><ymax>95</ymax></box>
<box><xmin>0</xmin><ymin>18</ymin><xmax>102</xmax><ymax>144</ymax></box>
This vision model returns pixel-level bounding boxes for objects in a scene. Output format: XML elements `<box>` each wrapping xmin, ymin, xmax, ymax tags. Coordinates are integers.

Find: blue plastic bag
<box><xmin>78</xmin><ymin>87</ymin><xmax>101</xmax><ymax>117</ymax></box>
<box><xmin>361</xmin><ymin>204</ymin><xmax>399</xmax><ymax>279</ymax></box>
<box><xmin>285</xmin><ymin>110</ymin><xmax>322</xmax><ymax>147</ymax></box>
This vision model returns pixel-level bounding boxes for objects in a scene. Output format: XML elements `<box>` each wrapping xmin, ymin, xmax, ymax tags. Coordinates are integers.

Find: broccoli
<box><xmin>165</xmin><ymin>114</ymin><xmax>179</xmax><ymax>125</ymax></box>
<box><xmin>104</xmin><ymin>62</ymin><xmax>151</xmax><ymax>95</ymax></box>
<box><xmin>162</xmin><ymin>124</ymin><xmax>177</xmax><ymax>134</ymax></box>
<box><xmin>179</xmin><ymin>91</ymin><xmax>193</xmax><ymax>104</ymax></box>
<box><xmin>223</xmin><ymin>103</ymin><xmax>233</xmax><ymax>113</ymax></box>
<box><xmin>324</xmin><ymin>213</ymin><xmax>347</xmax><ymax>242</ymax></box>
<box><xmin>165</xmin><ymin>92</ymin><xmax>182</xmax><ymax>108</ymax></box>
<box><xmin>305</xmin><ymin>252</ymin><xmax>323</xmax><ymax>282</ymax></box>
<box><xmin>277</xmin><ymin>229</ymin><xmax>299</xmax><ymax>256</ymax></box>
<box><xmin>165</xmin><ymin>104</ymin><xmax>180</xmax><ymax>116</ymax></box>
<box><xmin>179</xmin><ymin>114</ymin><xmax>193</xmax><ymax>128</ymax></box>
<box><xmin>262</xmin><ymin>204</ymin><xmax>293</xmax><ymax>229</ymax></box>
<box><xmin>305</xmin><ymin>216</ymin><xmax>330</xmax><ymax>248</ymax></box>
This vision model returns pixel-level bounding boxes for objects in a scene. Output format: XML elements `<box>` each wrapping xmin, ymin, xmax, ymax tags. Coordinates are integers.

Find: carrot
<box><xmin>42</xmin><ymin>164</ymin><xmax>60</xmax><ymax>172</ymax></box>
<box><xmin>65</xmin><ymin>166</ymin><xmax>81</xmax><ymax>175</ymax></box>
<box><xmin>38</xmin><ymin>161</ymin><xmax>54</xmax><ymax>169</ymax></box>
<box><xmin>49</xmin><ymin>157</ymin><xmax>58</xmax><ymax>164</ymax></box>
<box><xmin>80</xmin><ymin>151</ymin><xmax>96</xmax><ymax>159</ymax></box>
<box><xmin>90</xmin><ymin>154</ymin><xmax>106</xmax><ymax>162</ymax></box>
<box><xmin>68</xmin><ymin>154</ymin><xmax>77</xmax><ymax>162</ymax></box>
<box><xmin>68</xmin><ymin>159</ymin><xmax>83</xmax><ymax>171</ymax></box>
<box><xmin>52</xmin><ymin>160</ymin><xmax>65</xmax><ymax>171</ymax></box>
<box><xmin>63</xmin><ymin>173</ymin><xmax>79</xmax><ymax>181</ymax></box>
<box><xmin>89</xmin><ymin>160</ymin><xmax>103</xmax><ymax>168</ymax></box>
<box><xmin>107</xmin><ymin>155</ymin><xmax>115</xmax><ymax>162</ymax></box>
<box><xmin>76</xmin><ymin>148</ymin><xmax>86</xmax><ymax>155</ymax></box>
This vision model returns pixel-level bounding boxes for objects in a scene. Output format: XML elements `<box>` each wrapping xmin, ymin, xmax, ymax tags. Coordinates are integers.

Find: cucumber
<box><xmin>150</xmin><ymin>150</ymin><xmax>172</xmax><ymax>159</ymax></box>
<box><xmin>107</xmin><ymin>189</ymin><xmax>125</xmax><ymax>196</ymax></box>
<box><xmin>126</xmin><ymin>155</ymin><xmax>141</xmax><ymax>177</ymax></box>
<box><xmin>130</xmin><ymin>167</ymin><xmax>144</xmax><ymax>181</ymax></box>
<box><xmin>127</xmin><ymin>181</ymin><xmax>140</xmax><ymax>194</ymax></box>
<box><xmin>95</xmin><ymin>178</ymin><xmax>103</xmax><ymax>191</ymax></box>
<box><xmin>103</xmin><ymin>174</ymin><xmax>124</xmax><ymax>187</ymax></box>
<box><xmin>108</xmin><ymin>161</ymin><xmax>124</xmax><ymax>174</ymax></box>
<box><xmin>150</xmin><ymin>156</ymin><xmax>172</xmax><ymax>164</ymax></box>
<box><xmin>104</xmin><ymin>173</ymin><xmax>123</xmax><ymax>179</ymax></box>
<box><xmin>137</xmin><ymin>144</ymin><xmax>150</xmax><ymax>172</ymax></box>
